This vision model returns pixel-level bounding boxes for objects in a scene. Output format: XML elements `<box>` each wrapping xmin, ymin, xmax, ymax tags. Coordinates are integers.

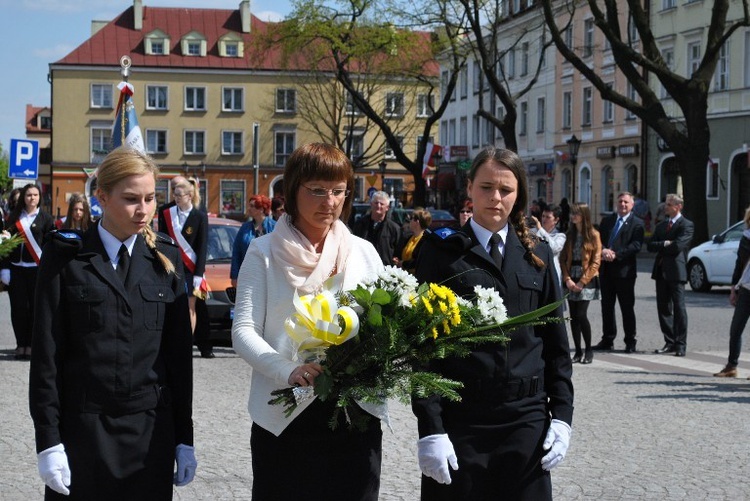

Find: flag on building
<box><xmin>111</xmin><ymin>81</ymin><xmax>145</xmax><ymax>152</ymax></box>
<box><xmin>422</xmin><ymin>142</ymin><xmax>443</xmax><ymax>179</ymax></box>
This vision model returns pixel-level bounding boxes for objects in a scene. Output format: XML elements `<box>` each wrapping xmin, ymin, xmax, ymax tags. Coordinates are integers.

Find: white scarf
<box><xmin>270</xmin><ymin>214</ymin><xmax>352</xmax><ymax>295</ymax></box>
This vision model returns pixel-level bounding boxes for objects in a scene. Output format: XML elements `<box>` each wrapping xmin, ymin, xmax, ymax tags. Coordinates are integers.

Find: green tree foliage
<box><xmin>0</xmin><ymin>141</ymin><xmax>13</xmax><ymax>195</ymax></box>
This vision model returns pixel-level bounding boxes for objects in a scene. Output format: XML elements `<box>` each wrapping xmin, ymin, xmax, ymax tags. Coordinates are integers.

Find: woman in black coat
<box><xmin>29</xmin><ymin>147</ymin><xmax>196</xmax><ymax>500</ymax></box>
<box><xmin>1</xmin><ymin>183</ymin><xmax>54</xmax><ymax>359</ymax></box>
<box><xmin>412</xmin><ymin>147</ymin><xmax>574</xmax><ymax>500</ymax></box>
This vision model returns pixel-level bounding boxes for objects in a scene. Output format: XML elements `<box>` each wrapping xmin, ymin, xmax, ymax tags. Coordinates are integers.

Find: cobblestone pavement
<box><xmin>2</xmin><ymin>267</ymin><xmax>749</xmax><ymax>499</ymax></box>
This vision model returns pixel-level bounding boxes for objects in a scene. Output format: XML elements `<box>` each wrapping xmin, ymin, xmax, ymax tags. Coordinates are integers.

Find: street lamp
<box><xmin>567</xmin><ymin>134</ymin><xmax>581</xmax><ymax>201</ymax></box>
<box><xmin>379</xmin><ymin>160</ymin><xmax>387</xmax><ymax>191</ymax></box>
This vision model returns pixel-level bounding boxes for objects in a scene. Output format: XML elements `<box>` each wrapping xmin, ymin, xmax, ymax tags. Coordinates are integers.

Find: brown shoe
<box><xmin>714</xmin><ymin>365</ymin><xmax>738</xmax><ymax>377</ymax></box>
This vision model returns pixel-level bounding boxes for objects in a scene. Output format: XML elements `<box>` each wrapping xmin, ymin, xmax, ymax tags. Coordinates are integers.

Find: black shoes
<box><xmin>654</xmin><ymin>344</ymin><xmax>676</xmax><ymax>354</ymax></box>
<box><xmin>624</xmin><ymin>345</ymin><xmax>637</xmax><ymax>354</ymax></box>
<box><xmin>592</xmin><ymin>341</ymin><xmax>614</xmax><ymax>351</ymax></box>
<box><xmin>200</xmin><ymin>349</ymin><xmax>215</xmax><ymax>359</ymax></box>
<box><xmin>674</xmin><ymin>349</ymin><xmax>686</xmax><ymax>357</ymax></box>
<box><xmin>572</xmin><ymin>351</ymin><xmax>583</xmax><ymax>363</ymax></box>
<box><xmin>581</xmin><ymin>350</ymin><xmax>593</xmax><ymax>364</ymax></box>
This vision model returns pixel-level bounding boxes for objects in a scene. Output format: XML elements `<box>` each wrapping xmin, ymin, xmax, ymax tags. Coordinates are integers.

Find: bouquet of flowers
<box><xmin>0</xmin><ymin>231</ymin><xmax>23</xmax><ymax>292</ymax></box>
<box><xmin>269</xmin><ymin>266</ymin><xmax>563</xmax><ymax>430</ymax></box>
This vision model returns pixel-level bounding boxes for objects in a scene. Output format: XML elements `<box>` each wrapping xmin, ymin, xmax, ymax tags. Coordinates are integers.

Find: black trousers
<box><xmin>655</xmin><ymin>277</ymin><xmax>688</xmax><ymax>349</ymax></box>
<box><xmin>9</xmin><ymin>264</ymin><xmax>38</xmax><ymax>348</ymax></box>
<box><xmin>600</xmin><ymin>275</ymin><xmax>637</xmax><ymax>347</ymax></box>
<box><xmin>251</xmin><ymin>398</ymin><xmax>382</xmax><ymax>500</ymax></box>
<box><xmin>421</xmin><ymin>397</ymin><xmax>552</xmax><ymax>501</ymax></box>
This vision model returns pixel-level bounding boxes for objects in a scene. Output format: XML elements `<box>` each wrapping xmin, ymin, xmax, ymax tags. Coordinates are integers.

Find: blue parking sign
<box><xmin>9</xmin><ymin>139</ymin><xmax>39</xmax><ymax>179</ymax></box>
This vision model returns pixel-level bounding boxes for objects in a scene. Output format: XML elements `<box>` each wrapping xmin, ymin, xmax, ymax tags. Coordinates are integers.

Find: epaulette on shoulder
<box><xmin>425</xmin><ymin>227</ymin><xmax>473</xmax><ymax>251</ymax></box>
<box><xmin>155</xmin><ymin>231</ymin><xmax>177</xmax><ymax>247</ymax></box>
<box><xmin>47</xmin><ymin>229</ymin><xmax>83</xmax><ymax>253</ymax></box>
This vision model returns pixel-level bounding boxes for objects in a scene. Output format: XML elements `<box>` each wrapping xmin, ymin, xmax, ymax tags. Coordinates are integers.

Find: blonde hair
<box><xmin>96</xmin><ymin>147</ymin><xmax>175</xmax><ymax>275</ymax></box>
<box><xmin>175</xmin><ymin>177</ymin><xmax>201</xmax><ymax>208</ymax></box>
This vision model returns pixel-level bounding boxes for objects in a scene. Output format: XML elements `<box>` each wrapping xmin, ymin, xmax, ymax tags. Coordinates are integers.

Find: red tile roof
<box><xmin>26</xmin><ymin>105</ymin><xmax>51</xmax><ymax>133</ymax></box>
<box><xmin>54</xmin><ymin>5</ymin><xmax>438</xmax><ymax>76</ymax></box>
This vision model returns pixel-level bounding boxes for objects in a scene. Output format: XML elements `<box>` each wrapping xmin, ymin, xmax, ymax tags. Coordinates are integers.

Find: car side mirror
<box><xmin>712</xmin><ymin>234</ymin><xmax>721</xmax><ymax>243</ymax></box>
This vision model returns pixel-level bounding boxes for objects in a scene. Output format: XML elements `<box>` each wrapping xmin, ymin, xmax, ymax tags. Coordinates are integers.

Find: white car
<box><xmin>686</xmin><ymin>220</ymin><xmax>743</xmax><ymax>291</ymax></box>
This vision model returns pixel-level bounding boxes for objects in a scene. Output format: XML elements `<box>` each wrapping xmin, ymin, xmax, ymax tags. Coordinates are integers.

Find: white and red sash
<box><xmin>16</xmin><ymin>216</ymin><xmax>42</xmax><ymax>265</ymax></box>
<box><xmin>162</xmin><ymin>206</ymin><xmax>208</xmax><ymax>296</ymax></box>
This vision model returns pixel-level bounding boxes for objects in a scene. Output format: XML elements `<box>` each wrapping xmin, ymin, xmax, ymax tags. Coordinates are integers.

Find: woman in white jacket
<box><xmin>531</xmin><ymin>203</ymin><xmax>567</xmax><ymax>291</ymax></box>
<box><xmin>232</xmin><ymin>143</ymin><xmax>385</xmax><ymax>500</ymax></box>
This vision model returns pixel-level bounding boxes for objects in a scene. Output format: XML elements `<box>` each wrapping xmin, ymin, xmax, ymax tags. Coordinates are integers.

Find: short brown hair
<box><xmin>283</xmin><ymin>143</ymin><xmax>354</xmax><ymax>223</ymax></box>
<box><xmin>411</xmin><ymin>208</ymin><xmax>432</xmax><ymax>230</ymax></box>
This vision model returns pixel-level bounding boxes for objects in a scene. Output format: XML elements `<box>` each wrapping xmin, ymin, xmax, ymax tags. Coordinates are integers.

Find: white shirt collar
<box><xmin>470</xmin><ymin>219</ymin><xmax>509</xmax><ymax>254</ymax></box>
<box><xmin>97</xmin><ymin>222</ymin><xmax>138</xmax><ymax>264</ymax></box>
<box><xmin>671</xmin><ymin>213</ymin><xmax>682</xmax><ymax>224</ymax></box>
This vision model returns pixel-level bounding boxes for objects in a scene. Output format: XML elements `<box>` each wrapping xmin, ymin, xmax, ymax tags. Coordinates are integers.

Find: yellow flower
<box><xmin>421</xmin><ymin>295</ymin><xmax>434</xmax><ymax>314</ymax></box>
<box><xmin>439</xmin><ymin>301</ymin><xmax>449</xmax><ymax>315</ymax></box>
<box><xmin>442</xmin><ymin>318</ymin><xmax>451</xmax><ymax>334</ymax></box>
<box><xmin>431</xmin><ymin>326</ymin><xmax>439</xmax><ymax>339</ymax></box>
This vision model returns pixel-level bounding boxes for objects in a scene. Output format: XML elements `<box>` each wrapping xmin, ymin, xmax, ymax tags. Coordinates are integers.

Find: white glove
<box><xmin>541</xmin><ymin>419</ymin><xmax>571</xmax><ymax>471</ymax></box>
<box><xmin>174</xmin><ymin>443</ymin><xmax>197</xmax><ymax>486</ymax></box>
<box><xmin>37</xmin><ymin>443</ymin><xmax>71</xmax><ymax>495</ymax></box>
<box><xmin>1</xmin><ymin>269</ymin><xmax>10</xmax><ymax>286</ymax></box>
<box><xmin>417</xmin><ymin>434</ymin><xmax>459</xmax><ymax>484</ymax></box>
<box><xmin>192</xmin><ymin>275</ymin><xmax>204</xmax><ymax>291</ymax></box>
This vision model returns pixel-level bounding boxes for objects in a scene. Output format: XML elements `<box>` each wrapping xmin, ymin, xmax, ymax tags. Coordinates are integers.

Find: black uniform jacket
<box><xmin>158</xmin><ymin>205</ymin><xmax>208</xmax><ymax>277</ymax></box>
<box><xmin>412</xmin><ymin>224</ymin><xmax>574</xmax><ymax>437</ymax></box>
<box><xmin>352</xmin><ymin>214</ymin><xmax>402</xmax><ymax>266</ymax></box>
<box><xmin>2</xmin><ymin>211</ymin><xmax>55</xmax><ymax>265</ymax></box>
<box><xmin>599</xmin><ymin>213</ymin><xmax>644</xmax><ymax>280</ymax></box>
<box><xmin>29</xmin><ymin>225</ymin><xmax>194</xmax><ymax>453</ymax></box>
<box><xmin>648</xmin><ymin>216</ymin><xmax>695</xmax><ymax>282</ymax></box>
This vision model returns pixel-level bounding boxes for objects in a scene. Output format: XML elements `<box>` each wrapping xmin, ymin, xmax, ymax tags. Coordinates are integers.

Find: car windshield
<box><xmin>207</xmin><ymin>224</ymin><xmax>239</xmax><ymax>262</ymax></box>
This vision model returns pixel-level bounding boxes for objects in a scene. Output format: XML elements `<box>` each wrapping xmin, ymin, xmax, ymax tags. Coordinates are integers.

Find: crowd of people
<box><xmin>4</xmin><ymin>141</ymin><xmax>748</xmax><ymax>499</ymax></box>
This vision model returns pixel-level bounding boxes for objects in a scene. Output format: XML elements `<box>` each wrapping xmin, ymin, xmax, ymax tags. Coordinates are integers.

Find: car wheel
<box><xmin>688</xmin><ymin>260</ymin><xmax>711</xmax><ymax>292</ymax></box>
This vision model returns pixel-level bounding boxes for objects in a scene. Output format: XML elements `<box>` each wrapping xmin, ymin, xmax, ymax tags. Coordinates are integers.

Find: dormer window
<box><xmin>181</xmin><ymin>31</ymin><xmax>207</xmax><ymax>57</ymax></box>
<box><xmin>219</xmin><ymin>33</ymin><xmax>244</xmax><ymax>58</ymax></box>
<box><xmin>145</xmin><ymin>29</ymin><xmax>170</xmax><ymax>56</ymax></box>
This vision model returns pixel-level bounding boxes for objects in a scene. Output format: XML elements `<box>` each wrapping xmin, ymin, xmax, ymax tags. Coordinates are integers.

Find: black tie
<box><xmin>489</xmin><ymin>233</ymin><xmax>504</xmax><ymax>270</ymax></box>
<box><xmin>117</xmin><ymin>244</ymin><xmax>130</xmax><ymax>283</ymax></box>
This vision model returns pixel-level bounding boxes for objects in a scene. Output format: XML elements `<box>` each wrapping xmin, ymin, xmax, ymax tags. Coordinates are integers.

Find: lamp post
<box><xmin>567</xmin><ymin>134</ymin><xmax>581</xmax><ymax>202</ymax></box>
<box><xmin>379</xmin><ymin>160</ymin><xmax>387</xmax><ymax>191</ymax></box>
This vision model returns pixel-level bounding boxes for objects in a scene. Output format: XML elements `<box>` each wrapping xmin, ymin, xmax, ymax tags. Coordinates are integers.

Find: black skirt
<box><xmin>250</xmin><ymin>398</ymin><xmax>382</xmax><ymax>500</ymax></box>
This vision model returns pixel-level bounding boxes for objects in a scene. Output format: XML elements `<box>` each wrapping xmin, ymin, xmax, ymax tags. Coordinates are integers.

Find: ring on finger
<box><xmin>304</xmin><ymin>371</ymin><xmax>311</xmax><ymax>379</ymax></box>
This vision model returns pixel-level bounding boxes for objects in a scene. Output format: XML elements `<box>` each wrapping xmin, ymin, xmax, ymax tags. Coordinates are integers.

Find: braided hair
<box><xmin>95</xmin><ymin>147</ymin><xmax>175</xmax><ymax>275</ymax></box>
<box><xmin>468</xmin><ymin>147</ymin><xmax>545</xmax><ymax>270</ymax></box>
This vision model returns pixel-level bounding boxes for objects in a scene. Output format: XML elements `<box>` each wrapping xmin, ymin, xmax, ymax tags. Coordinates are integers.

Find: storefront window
<box><xmin>220</xmin><ymin>180</ymin><xmax>245</xmax><ymax>215</ymax></box>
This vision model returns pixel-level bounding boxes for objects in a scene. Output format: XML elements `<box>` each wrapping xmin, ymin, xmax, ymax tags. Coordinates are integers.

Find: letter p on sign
<box><xmin>9</xmin><ymin>139</ymin><xmax>39</xmax><ymax>179</ymax></box>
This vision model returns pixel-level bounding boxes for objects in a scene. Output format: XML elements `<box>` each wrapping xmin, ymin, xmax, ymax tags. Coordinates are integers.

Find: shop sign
<box><xmin>596</xmin><ymin>146</ymin><xmax>616</xmax><ymax>159</ymax></box>
<box><xmin>618</xmin><ymin>144</ymin><xmax>639</xmax><ymax>157</ymax></box>
<box><xmin>450</xmin><ymin>146</ymin><xmax>469</xmax><ymax>159</ymax></box>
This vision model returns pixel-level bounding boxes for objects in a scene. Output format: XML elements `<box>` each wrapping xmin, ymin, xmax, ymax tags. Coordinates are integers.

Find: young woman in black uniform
<box><xmin>1</xmin><ymin>183</ymin><xmax>54</xmax><ymax>359</ymax></box>
<box><xmin>29</xmin><ymin>147</ymin><xmax>196</xmax><ymax>499</ymax></box>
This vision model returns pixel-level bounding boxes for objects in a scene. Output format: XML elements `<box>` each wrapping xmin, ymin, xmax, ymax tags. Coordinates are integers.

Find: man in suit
<box><xmin>352</xmin><ymin>191</ymin><xmax>402</xmax><ymax>266</ymax></box>
<box><xmin>647</xmin><ymin>194</ymin><xmax>694</xmax><ymax>356</ymax></box>
<box><xmin>594</xmin><ymin>192</ymin><xmax>644</xmax><ymax>352</ymax></box>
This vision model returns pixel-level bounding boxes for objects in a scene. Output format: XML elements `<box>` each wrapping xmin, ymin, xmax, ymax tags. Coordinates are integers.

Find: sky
<box><xmin>0</xmin><ymin>0</ymin><xmax>293</xmax><ymax>156</ymax></box>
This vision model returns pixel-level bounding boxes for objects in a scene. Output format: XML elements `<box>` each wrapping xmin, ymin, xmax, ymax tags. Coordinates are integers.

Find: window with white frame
<box><xmin>151</xmin><ymin>40</ymin><xmax>165</xmax><ymax>55</ymax></box>
<box><xmin>662</xmin><ymin>0</ymin><xmax>676</xmax><ymax>9</ymax></box>
<box><xmin>385</xmin><ymin>92</ymin><xmax>405</xmax><ymax>117</ymax></box>
<box><xmin>187</xmin><ymin>41</ymin><xmax>201</xmax><ymax>56</ymax></box>
<box><xmin>484</xmin><ymin>118</ymin><xmax>495</xmax><ymax>145</ymax></box>
<box><xmin>687</xmin><ymin>41</ymin><xmax>701</xmax><ymax>77</ymax></box>
<box><xmin>707</xmin><ymin>159</ymin><xmax>720</xmax><ymax>199</ymax></box>
<box><xmin>519</xmin><ymin>101</ymin><xmax>528</xmax><ymax>136</ymax></box>
<box><xmin>91</xmin><ymin>84</ymin><xmax>113</xmax><ymax>108</ymax></box>
<box><xmin>584</xmin><ymin>19</ymin><xmax>594</xmax><ymax>58</ymax></box>
<box><xmin>441</xmin><ymin>70</ymin><xmax>449</xmax><ymax>98</ymax></box>
<box><xmin>222</xmin><ymin>130</ymin><xmax>243</xmax><ymax>155</ymax></box>
<box><xmin>628</xmin><ymin>14</ymin><xmax>639</xmax><ymax>43</ymax></box>
<box><xmin>714</xmin><ymin>42</ymin><xmax>729</xmax><ymax>91</ymax></box>
<box><xmin>223</xmin><ymin>87</ymin><xmax>244</xmax><ymax>112</ymax></box>
<box><xmin>507</xmin><ymin>48</ymin><xmax>516</xmax><ymax>78</ymax></box>
<box><xmin>145</xmin><ymin>30</ymin><xmax>170</xmax><ymax>55</ymax></box>
<box><xmin>562</xmin><ymin>91</ymin><xmax>572</xmax><ymax>129</ymax></box>
<box><xmin>472</xmin><ymin>115</ymin><xmax>480</xmax><ymax>148</ymax></box>
<box><xmin>440</xmin><ymin>120</ymin><xmax>448</xmax><ymax>146</ymax></box>
<box><xmin>603</xmin><ymin>82</ymin><xmax>614</xmax><ymax>123</ymax></box>
<box><xmin>345</xmin><ymin>127</ymin><xmax>365</xmax><ymax>160</ymax></box>
<box><xmin>661</xmin><ymin>47</ymin><xmax>674</xmax><ymax>98</ymax></box>
<box><xmin>220</xmin><ymin>180</ymin><xmax>245</xmax><ymax>214</ymax></box>
<box><xmin>146</xmin><ymin>85</ymin><xmax>168</xmax><ymax>110</ymax></box>
<box><xmin>536</xmin><ymin>97</ymin><xmax>545</xmax><ymax>133</ymax></box>
<box><xmin>448</xmin><ymin>119</ymin><xmax>456</xmax><ymax>146</ymax></box>
<box><xmin>91</xmin><ymin>127</ymin><xmax>110</xmax><ymax>155</ymax></box>
<box><xmin>626</xmin><ymin>83</ymin><xmax>637</xmax><ymax>119</ymax></box>
<box><xmin>384</xmin><ymin>135</ymin><xmax>404</xmax><ymax>159</ymax></box>
<box><xmin>521</xmin><ymin>42</ymin><xmax>529</xmax><ymax>76</ymax></box>
<box><xmin>275</xmin><ymin>130</ymin><xmax>296</xmax><ymax>166</ymax></box>
<box><xmin>417</xmin><ymin>94</ymin><xmax>433</xmax><ymax>118</ymax></box>
<box><xmin>185</xmin><ymin>87</ymin><xmax>206</xmax><ymax>111</ymax></box>
<box><xmin>276</xmin><ymin>88</ymin><xmax>296</xmax><ymax>113</ymax></box>
<box><xmin>345</xmin><ymin>92</ymin><xmax>363</xmax><ymax>116</ymax></box>
<box><xmin>473</xmin><ymin>61</ymin><xmax>482</xmax><ymax>93</ymax></box>
<box><xmin>146</xmin><ymin>129</ymin><xmax>167</xmax><ymax>154</ymax></box>
<box><xmin>459</xmin><ymin>117</ymin><xmax>468</xmax><ymax>146</ymax></box>
<box><xmin>582</xmin><ymin>87</ymin><xmax>592</xmax><ymax>126</ymax></box>
<box><xmin>225</xmin><ymin>43</ymin><xmax>239</xmax><ymax>57</ymax></box>
<box><xmin>564</xmin><ymin>25</ymin><xmax>573</xmax><ymax>48</ymax></box>
<box><xmin>460</xmin><ymin>66</ymin><xmax>468</xmax><ymax>99</ymax></box>
<box><xmin>184</xmin><ymin>130</ymin><xmax>206</xmax><ymax>154</ymax></box>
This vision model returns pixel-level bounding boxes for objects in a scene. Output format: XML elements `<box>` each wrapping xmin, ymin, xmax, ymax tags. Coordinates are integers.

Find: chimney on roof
<box><xmin>134</xmin><ymin>0</ymin><xmax>143</xmax><ymax>31</ymax></box>
<box><xmin>91</xmin><ymin>20</ymin><xmax>108</xmax><ymax>36</ymax></box>
<box><xmin>240</xmin><ymin>0</ymin><xmax>251</xmax><ymax>33</ymax></box>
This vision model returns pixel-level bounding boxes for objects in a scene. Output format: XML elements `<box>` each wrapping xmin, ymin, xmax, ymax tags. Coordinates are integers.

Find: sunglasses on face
<box><xmin>460</xmin><ymin>210</ymin><xmax>472</xmax><ymax>214</ymax></box>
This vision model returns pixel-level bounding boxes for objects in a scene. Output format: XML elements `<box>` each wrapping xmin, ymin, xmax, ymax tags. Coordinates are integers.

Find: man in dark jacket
<box><xmin>352</xmin><ymin>191</ymin><xmax>401</xmax><ymax>266</ymax></box>
<box><xmin>595</xmin><ymin>192</ymin><xmax>644</xmax><ymax>352</ymax></box>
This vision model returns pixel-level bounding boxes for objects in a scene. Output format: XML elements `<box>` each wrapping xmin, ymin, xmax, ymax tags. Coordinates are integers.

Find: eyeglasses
<box><xmin>459</xmin><ymin>210</ymin><xmax>472</xmax><ymax>214</ymax></box>
<box><xmin>302</xmin><ymin>186</ymin><xmax>350</xmax><ymax>198</ymax></box>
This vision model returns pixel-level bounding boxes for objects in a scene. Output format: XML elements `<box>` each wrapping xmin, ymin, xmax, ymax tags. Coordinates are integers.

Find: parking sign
<box><xmin>9</xmin><ymin>139</ymin><xmax>39</xmax><ymax>179</ymax></box>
